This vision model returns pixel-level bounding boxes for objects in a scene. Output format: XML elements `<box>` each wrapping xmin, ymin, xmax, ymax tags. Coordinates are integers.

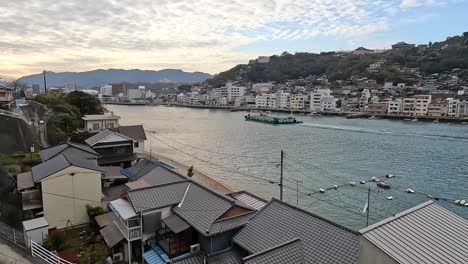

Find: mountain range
<box><xmin>17</xmin><ymin>69</ymin><xmax>212</xmax><ymax>88</ymax></box>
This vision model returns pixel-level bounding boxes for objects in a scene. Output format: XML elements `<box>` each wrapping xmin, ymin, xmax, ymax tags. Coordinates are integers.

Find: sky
<box><xmin>0</xmin><ymin>0</ymin><xmax>467</xmax><ymax>79</ymax></box>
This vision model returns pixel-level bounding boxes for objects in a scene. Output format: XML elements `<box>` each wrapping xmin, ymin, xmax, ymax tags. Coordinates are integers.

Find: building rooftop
<box><xmin>82</xmin><ymin>113</ymin><xmax>120</xmax><ymax>121</ymax></box>
<box><xmin>39</xmin><ymin>142</ymin><xmax>99</xmax><ymax>162</ymax></box>
<box><xmin>85</xmin><ymin>129</ymin><xmax>132</xmax><ymax>146</ymax></box>
<box><xmin>243</xmin><ymin>238</ymin><xmax>304</xmax><ymax>264</ymax></box>
<box><xmin>118</xmin><ymin>125</ymin><xmax>147</xmax><ymax>141</ymax></box>
<box><xmin>31</xmin><ymin>153</ymin><xmax>103</xmax><ymax>182</ymax></box>
<box><xmin>360</xmin><ymin>201</ymin><xmax>468</xmax><ymax>264</ymax></box>
<box><xmin>140</xmin><ymin>166</ymin><xmax>188</xmax><ymax>186</ymax></box>
<box><xmin>22</xmin><ymin>217</ymin><xmax>48</xmax><ymax>231</ymax></box>
<box><xmin>227</xmin><ymin>191</ymin><xmax>267</xmax><ymax>211</ymax></box>
<box><xmin>16</xmin><ymin>171</ymin><xmax>34</xmax><ymax>191</ymax></box>
<box><xmin>233</xmin><ymin>199</ymin><xmax>360</xmax><ymax>264</ymax></box>
<box><xmin>122</xmin><ymin>159</ymin><xmax>160</xmax><ymax>180</ymax></box>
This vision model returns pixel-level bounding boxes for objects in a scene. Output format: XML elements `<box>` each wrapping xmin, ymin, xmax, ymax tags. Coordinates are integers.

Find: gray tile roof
<box><xmin>172</xmin><ymin>253</ymin><xmax>204</xmax><ymax>264</ymax></box>
<box><xmin>122</xmin><ymin>159</ymin><xmax>160</xmax><ymax>180</ymax></box>
<box><xmin>128</xmin><ymin>181</ymin><xmax>190</xmax><ymax>212</ymax></box>
<box><xmin>228</xmin><ymin>191</ymin><xmax>267</xmax><ymax>210</ymax></box>
<box><xmin>85</xmin><ymin>129</ymin><xmax>115</xmax><ymax>146</ymax></box>
<box><xmin>210</xmin><ymin>212</ymin><xmax>256</xmax><ymax>235</ymax></box>
<box><xmin>243</xmin><ymin>238</ymin><xmax>304</xmax><ymax>264</ymax></box>
<box><xmin>360</xmin><ymin>201</ymin><xmax>468</xmax><ymax>264</ymax></box>
<box><xmin>40</xmin><ymin>142</ymin><xmax>99</xmax><ymax>161</ymax></box>
<box><xmin>233</xmin><ymin>199</ymin><xmax>360</xmax><ymax>264</ymax></box>
<box><xmin>173</xmin><ymin>182</ymin><xmax>237</xmax><ymax>236</ymax></box>
<box><xmin>100</xmin><ymin>222</ymin><xmax>125</xmax><ymax>248</ymax></box>
<box><xmin>140</xmin><ymin>166</ymin><xmax>188</xmax><ymax>186</ymax></box>
<box><xmin>208</xmin><ymin>248</ymin><xmax>243</xmax><ymax>264</ymax></box>
<box><xmin>16</xmin><ymin>171</ymin><xmax>35</xmax><ymax>191</ymax></box>
<box><xmin>118</xmin><ymin>125</ymin><xmax>147</xmax><ymax>141</ymax></box>
<box><xmin>32</xmin><ymin>153</ymin><xmax>103</xmax><ymax>182</ymax></box>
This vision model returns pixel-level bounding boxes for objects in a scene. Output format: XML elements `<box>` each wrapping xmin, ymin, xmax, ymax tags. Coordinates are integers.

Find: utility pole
<box><xmin>366</xmin><ymin>186</ymin><xmax>371</xmax><ymax>227</ymax></box>
<box><xmin>291</xmin><ymin>179</ymin><xmax>303</xmax><ymax>205</ymax></box>
<box><xmin>42</xmin><ymin>70</ymin><xmax>47</xmax><ymax>94</ymax></box>
<box><xmin>280</xmin><ymin>150</ymin><xmax>284</xmax><ymax>201</ymax></box>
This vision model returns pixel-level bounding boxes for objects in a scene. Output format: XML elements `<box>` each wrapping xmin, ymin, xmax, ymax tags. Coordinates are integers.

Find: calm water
<box><xmin>108</xmin><ymin>105</ymin><xmax>468</xmax><ymax>230</ymax></box>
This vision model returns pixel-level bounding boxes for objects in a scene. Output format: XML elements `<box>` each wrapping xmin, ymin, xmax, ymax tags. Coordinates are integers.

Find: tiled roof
<box><xmin>210</xmin><ymin>212</ymin><xmax>256</xmax><ymax>235</ymax></box>
<box><xmin>32</xmin><ymin>153</ymin><xmax>102</xmax><ymax>182</ymax></box>
<box><xmin>243</xmin><ymin>238</ymin><xmax>304</xmax><ymax>264</ymax></box>
<box><xmin>128</xmin><ymin>181</ymin><xmax>190</xmax><ymax>212</ymax></box>
<box><xmin>85</xmin><ymin>129</ymin><xmax>132</xmax><ymax>146</ymax></box>
<box><xmin>122</xmin><ymin>159</ymin><xmax>160</xmax><ymax>180</ymax></box>
<box><xmin>233</xmin><ymin>199</ymin><xmax>360</xmax><ymax>264</ymax></box>
<box><xmin>82</xmin><ymin>114</ymin><xmax>120</xmax><ymax>121</ymax></box>
<box><xmin>100</xmin><ymin>222</ymin><xmax>124</xmax><ymax>248</ymax></box>
<box><xmin>173</xmin><ymin>181</ymin><xmax>238</xmax><ymax>236</ymax></box>
<box><xmin>140</xmin><ymin>166</ymin><xmax>188</xmax><ymax>186</ymax></box>
<box><xmin>118</xmin><ymin>125</ymin><xmax>147</xmax><ymax>141</ymax></box>
<box><xmin>227</xmin><ymin>191</ymin><xmax>267</xmax><ymax>210</ymax></box>
<box><xmin>360</xmin><ymin>201</ymin><xmax>468</xmax><ymax>264</ymax></box>
<box><xmin>16</xmin><ymin>171</ymin><xmax>34</xmax><ymax>191</ymax></box>
<box><xmin>172</xmin><ymin>253</ymin><xmax>204</xmax><ymax>264</ymax></box>
<box><xmin>39</xmin><ymin>142</ymin><xmax>99</xmax><ymax>161</ymax></box>
<box><xmin>208</xmin><ymin>248</ymin><xmax>243</xmax><ymax>264</ymax></box>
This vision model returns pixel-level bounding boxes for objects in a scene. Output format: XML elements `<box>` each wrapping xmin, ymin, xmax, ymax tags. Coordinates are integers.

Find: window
<box><xmin>0</xmin><ymin>92</ymin><xmax>6</xmax><ymax>97</ymax></box>
<box><xmin>107</xmin><ymin>122</ymin><xmax>114</xmax><ymax>129</ymax></box>
<box><xmin>134</xmin><ymin>142</ymin><xmax>139</xmax><ymax>148</ymax></box>
<box><xmin>93</xmin><ymin>123</ymin><xmax>100</xmax><ymax>131</ymax></box>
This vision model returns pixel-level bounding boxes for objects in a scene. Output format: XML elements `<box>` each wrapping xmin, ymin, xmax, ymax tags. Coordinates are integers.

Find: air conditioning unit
<box><xmin>113</xmin><ymin>253</ymin><xmax>123</xmax><ymax>263</ymax></box>
<box><xmin>190</xmin><ymin>244</ymin><xmax>200</xmax><ymax>253</ymax></box>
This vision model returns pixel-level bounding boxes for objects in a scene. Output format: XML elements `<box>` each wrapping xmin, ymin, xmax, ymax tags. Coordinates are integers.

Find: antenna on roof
<box><xmin>178</xmin><ymin>183</ymin><xmax>191</xmax><ymax>208</ymax></box>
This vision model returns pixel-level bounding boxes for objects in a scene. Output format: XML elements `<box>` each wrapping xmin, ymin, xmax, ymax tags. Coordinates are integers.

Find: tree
<box><xmin>65</xmin><ymin>91</ymin><xmax>104</xmax><ymax>116</ymax></box>
<box><xmin>187</xmin><ymin>165</ymin><xmax>194</xmax><ymax>177</ymax></box>
<box><xmin>86</xmin><ymin>205</ymin><xmax>106</xmax><ymax>232</ymax></box>
<box><xmin>177</xmin><ymin>84</ymin><xmax>192</xmax><ymax>93</ymax></box>
<box><xmin>79</xmin><ymin>244</ymin><xmax>109</xmax><ymax>264</ymax></box>
<box><xmin>428</xmin><ymin>41</ymin><xmax>432</xmax><ymax>47</ymax></box>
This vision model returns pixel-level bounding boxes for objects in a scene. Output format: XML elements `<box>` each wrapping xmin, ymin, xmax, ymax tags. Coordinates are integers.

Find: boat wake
<box><xmin>300</xmin><ymin>123</ymin><xmax>468</xmax><ymax>141</ymax></box>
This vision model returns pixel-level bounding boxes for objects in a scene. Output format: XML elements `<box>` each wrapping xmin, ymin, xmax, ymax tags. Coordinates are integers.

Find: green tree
<box><xmin>86</xmin><ymin>205</ymin><xmax>106</xmax><ymax>232</ymax></box>
<box><xmin>79</xmin><ymin>244</ymin><xmax>109</xmax><ymax>264</ymax></box>
<box><xmin>187</xmin><ymin>165</ymin><xmax>194</xmax><ymax>177</ymax></box>
<box><xmin>65</xmin><ymin>91</ymin><xmax>104</xmax><ymax>116</ymax></box>
<box><xmin>177</xmin><ymin>84</ymin><xmax>193</xmax><ymax>93</ymax></box>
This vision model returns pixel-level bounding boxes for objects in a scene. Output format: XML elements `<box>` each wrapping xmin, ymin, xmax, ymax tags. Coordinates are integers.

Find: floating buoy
<box><xmin>386</xmin><ymin>174</ymin><xmax>395</xmax><ymax>178</ymax></box>
<box><xmin>319</xmin><ymin>188</ymin><xmax>325</xmax><ymax>193</ymax></box>
<box><xmin>360</xmin><ymin>180</ymin><xmax>366</xmax><ymax>184</ymax></box>
<box><xmin>406</xmin><ymin>188</ymin><xmax>415</xmax><ymax>193</ymax></box>
<box><xmin>455</xmin><ymin>200</ymin><xmax>461</xmax><ymax>204</ymax></box>
<box><xmin>427</xmin><ymin>194</ymin><xmax>434</xmax><ymax>199</ymax></box>
<box><xmin>349</xmin><ymin>182</ymin><xmax>356</xmax><ymax>186</ymax></box>
<box><xmin>371</xmin><ymin>176</ymin><xmax>380</xmax><ymax>182</ymax></box>
<box><xmin>387</xmin><ymin>196</ymin><xmax>394</xmax><ymax>200</ymax></box>
<box><xmin>333</xmin><ymin>185</ymin><xmax>338</xmax><ymax>190</ymax></box>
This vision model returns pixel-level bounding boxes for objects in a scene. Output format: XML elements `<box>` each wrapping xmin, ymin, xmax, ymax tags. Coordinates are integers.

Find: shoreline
<box><xmin>146</xmin><ymin>152</ymin><xmax>233</xmax><ymax>194</ymax></box>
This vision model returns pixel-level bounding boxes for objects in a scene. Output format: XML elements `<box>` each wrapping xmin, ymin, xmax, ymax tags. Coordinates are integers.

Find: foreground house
<box><xmin>85</xmin><ymin>129</ymin><xmax>138</xmax><ymax>168</ymax></box>
<box><xmin>0</xmin><ymin>84</ymin><xmax>14</xmax><ymax>108</ymax></box>
<box><xmin>117</xmin><ymin>125</ymin><xmax>147</xmax><ymax>155</ymax></box>
<box><xmin>359</xmin><ymin>201</ymin><xmax>468</xmax><ymax>264</ymax></box>
<box><xmin>82</xmin><ymin>112</ymin><xmax>120</xmax><ymax>133</ymax></box>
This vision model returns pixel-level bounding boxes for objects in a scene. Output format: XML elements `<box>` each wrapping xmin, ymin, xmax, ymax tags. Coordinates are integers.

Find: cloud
<box><xmin>0</xmin><ymin>0</ymin><xmax>454</xmax><ymax>77</ymax></box>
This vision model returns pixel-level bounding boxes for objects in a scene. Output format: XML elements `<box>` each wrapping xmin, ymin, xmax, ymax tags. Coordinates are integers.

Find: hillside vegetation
<box><xmin>206</xmin><ymin>32</ymin><xmax>468</xmax><ymax>87</ymax></box>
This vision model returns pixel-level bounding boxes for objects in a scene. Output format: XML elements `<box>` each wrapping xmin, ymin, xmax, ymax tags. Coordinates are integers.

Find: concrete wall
<box><xmin>25</xmin><ymin>226</ymin><xmax>48</xmax><ymax>247</ymax></box>
<box><xmin>198</xmin><ymin>229</ymin><xmax>238</xmax><ymax>255</ymax></box>
<box><xmin>84</xmin><ymin>120</ymin><xmax>119</xmax><ymax>132</ymax></box>
<box><xmin>41</xmin><ymin>166</ymin><xmax>102</xmax><ymax>229</ymax></box>
<box><xmin>359</xmin><ymin>237</ymin><xmax>398</xmax><ymax>264</ymax></box>
<box><xmin>133</xmin><ymin>140</ymin><xmax>145</xmax><ymax>155</ymax></box>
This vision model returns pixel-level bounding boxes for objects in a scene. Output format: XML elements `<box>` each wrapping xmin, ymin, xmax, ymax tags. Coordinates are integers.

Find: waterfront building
<box><xmin>290</xmin><ymin>94</ymin><xmax>308</xmax><ymax>110</ymax></box>
<box><xmin>310</xmin><ymin>88</ymin><xmax>331</xmax><ymax>112</ymax></box>
<box><xmin>100</xmin><ymin>85</ymin><xmax>113</xmax><ymax>96</ymax></box>
<box><xmin>368</xmin><ymin>102</ymin><xmax>388</xmax><ymax>115</ymax></box>
<box><xmin>414</xmin><ymin>95</ymin><xmax>432</xmax><ymax>116</ymax></box>
<box><xmin>359</xmin><ymin>89</ymin><xmax>371</xmax><ymax>112</ymax></box>
<box><xmin>82</xmin><ymin>112</ymin><xmax>121</xmax><ymax>133</ymax></box>
<box><xmin>275</xmin><ymin>91</ymin><xmax>290</xmax><ymax>109</ymax></box>
<box><xmin>458</xmin><ymin>101</ymin><xmax>468</xmax><ymax>117</ymax></box>
<box><xmin>255</xmin><ymin>93</ymin><xmax>276</xmax><ymax>109</ymax></box>
<box><xmin>359</xmin><ymin>201</ymin><xmax>468</xmax><ymax>264</ymax></box>
<box><xmin>217</xmin><ymin>97</ymin><xmax>228</xmax><ymax>106</ymax></box>
<box><xmin>402</xmin><ymin>98</ymin><xmax>416</xmax><ymax>116</ymax></box>
<box><xmin>252</xmin><ymin>82</ymin><xmax>274</xmax><ymax>93</ymax></box>
<box><xmin>225</xmin><ymin>82</ymin><xmax>246</xmax><ymax>101</ymax></box>
<box><xmin>428</xmin><ymin>101</ymin><xmax>448</xmax><ymax>117</ymax></box>
<box><xmin>85</xmin><ymin>129</ymin><xmax>138</xmax><ymax>168</ymax></box>
<box><xmin>446</xmin><ymin>98</ymin><xmax>460</xmax><ymax>117</ymax></box>
<box><xmin>128</xmin><ymin>88</ymin><xmax>145</xmax><ymax>100</ymax></box>
<box><xmin>387</xmin><ymin>98</ymin><xmax>403</xmax><ymax>114</ymax></box>
<box><xmin>112</xmin><ymin>83</ymin><xmax>129</xmax><ymax>97</ymax></box>
<box><xmin>321</xmin><ymin>96</ymin><xmax>337</xmax><ymax>112</ymax></box>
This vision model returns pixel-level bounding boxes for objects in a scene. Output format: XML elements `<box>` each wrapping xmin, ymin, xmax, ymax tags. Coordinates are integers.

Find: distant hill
<box><xmin>17</xmin><ymin>69</ymin><xmax>212</xmax><ymax>88</ymax></box>
<box><xmin>205</xmin><ymin>32</ymin><xmax>468</xmax><ymax>87</ymax></box>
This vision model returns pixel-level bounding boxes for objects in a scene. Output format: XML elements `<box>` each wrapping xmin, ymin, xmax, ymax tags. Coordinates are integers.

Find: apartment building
<box><xmin>446</xmin><ymin>98</ymin><xmax>460</xmax><ymax>117</ymax></box>
<box><xmin>225</xmin><ymin>82</ymin><xmax>246</xmax><ymax>101</ymax></box>
<box><xmin>275</xmin><ymin>91</ymin><xmax>290</xmax><ymax>109</ymax></box>
<box><xmin>414</xmin><ymin>95</ymin><xmax>432</xmax><ymax>116</ymax></box>
<box><xmin>321</xmin><ymin>97</ymin><xmax>337</xmax><ymax>112</ymax></box>
<box><xmin>310</xmin><ymin>89</ymin><xmax>331</xmax><ymax>112</ymax></box>
<box><xmin>428</xmin><ymin>101</ymin><xmax>448</xmax><ymax>117</ymax></box>
<box><xmin>387</xmin><ymin>99</ymin><xmax>402</xmax><ymax>114</ymax></box>
<box><xmin>402</xmin><ymin>98</ymin><xmax>416</xmax><ymax>116</ymax></box>
<box><xmin>290</xmin><ymin>94</ymin><xmax>308</xmax><ymax>110</ymax></box>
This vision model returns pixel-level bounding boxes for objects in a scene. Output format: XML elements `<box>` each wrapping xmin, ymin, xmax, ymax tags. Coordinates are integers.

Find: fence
<box><xmin>0</xmin><ymin>220</ymin><xmax>72</xmax><ymax>264</ymax></box>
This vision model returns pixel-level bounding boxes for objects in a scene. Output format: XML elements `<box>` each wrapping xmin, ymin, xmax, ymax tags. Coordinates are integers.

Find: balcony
<box><xmin>114</xmin><ymin>218</ymin><xmax>142</xmax><ymax>241</ymax></box>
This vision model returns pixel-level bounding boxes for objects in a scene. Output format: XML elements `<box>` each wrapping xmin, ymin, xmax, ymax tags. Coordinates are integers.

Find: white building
<box><xmin>226</xmin><ymin>83</ymin><xmax>246</xmax><ymax>101</ymax></box>
<box><xmin>360</xmin><ymin>89</ymin><xmax>371</xmax><ymax>111</ymax></box>
<box><xmin>402</xmin><ymin>98</ymin><xmax>416</xmax><ymax>116</ymax></box>
<box><xmin>414</xmin><ymin>95</ymin><xmax>432</xmax><ymax>116</ymax></box>
<box><xmin>310</xmin><ymin>89</ymin><xmax>331</xmax><ymax>112</ymax></box>
<box><xmin>321</xmin><ymin>96</ymin><xmax>337</xmax><ymax>112</ymax></box>
<box><xmin>82</xmin><ymin>112</ymin><xmax>120</xmax><ymax>133</ymax></box>
<box><xmin>255</xmin><ymin>94</ymin><xmax>277</xmax><ymax>109</ymax></box>
<box><xmin>252</xmin><ymin>83</ymin><xmax>274</xmax><ymax>93</ymax></box>
<box><xmin>217</xmin><ymin>97</ymin><xmax>228</xmax><ymax>106</ymax></box>
<box><xmin>387</xmin><ymin>99</ymin><xmax>403</xmax><ymax>114</ymax></box>
<box><xmin>290</xmin><ymin>94</ymin><xmax>308</xmax><ymax>110</ymax></box>
<box><xmin>276</xmin><ymin>91</ymin><xmax>290</xmax><ymax>109</ymax></box>
<box><xmin>100</xmin><ymin>85</ymin><xmax>113</xmax><ymax>96</ymax></box>
<box><xmin>446</xmin><ymin>98</ymin><xmax>460</xmax><ymax>117</ymax></box>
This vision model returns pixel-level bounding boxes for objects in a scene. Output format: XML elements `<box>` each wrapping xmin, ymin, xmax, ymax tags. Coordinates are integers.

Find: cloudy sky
<box><xmin>0</xmin><ymin>0</ymin><xmax>467</xmax><ymax>78</ymax></box>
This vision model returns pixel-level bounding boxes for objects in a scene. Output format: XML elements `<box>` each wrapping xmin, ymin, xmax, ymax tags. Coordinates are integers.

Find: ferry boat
<box><xmin>244</xmin><ymin>114</ymin><xmax>303</xmax><ymax>125</ymax></box>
